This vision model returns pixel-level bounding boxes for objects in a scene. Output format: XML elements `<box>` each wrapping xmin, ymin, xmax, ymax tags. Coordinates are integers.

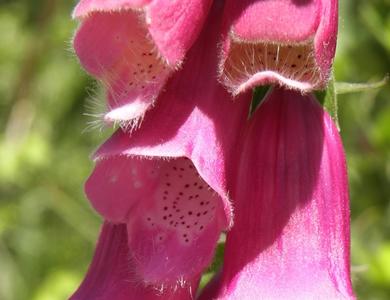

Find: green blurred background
<box><xmin>0</xmin><ymin>0</ymin><xmax>389</xmax><ymax>299</ymax></box>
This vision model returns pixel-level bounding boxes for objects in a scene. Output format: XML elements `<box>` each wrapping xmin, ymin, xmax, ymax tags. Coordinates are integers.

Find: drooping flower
<box><xmin>199</xmin><ymin>88</ymin><xmax>355</xmax><ymax>299</ymax></box>
<box><xmin>219</xmin><ymin>0</ymin><xmax>338</xmax><ymax>94</ymax></box>
<box><xmin>71</xmin><ymin>1</ymin><xmax>355</xmax><ymax>299</ymax></box>
<box><xmin>73</xmin><ymin>0</ymin><xmax>213</xmax><ymax>124</ymax></box>
<box><xmin>72</xmin><ymin>1</ymin><xmax>252</xmax><ymax>296</ymax></box>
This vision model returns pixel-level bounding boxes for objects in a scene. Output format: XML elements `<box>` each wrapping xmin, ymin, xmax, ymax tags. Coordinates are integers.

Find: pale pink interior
<box><xmin>221</xmin><ymin>41</ymin><xmax>321</xmax><ymax>94</ymax></box>
<box><xmin>85</xmin><ymin>156</ymin><xmax>226</xmax><ymax>285</ymax></box>
<box><xmin>74</xmin><ymin>11</ymin><xmax>171</xmax><ymax>123</ymax></box>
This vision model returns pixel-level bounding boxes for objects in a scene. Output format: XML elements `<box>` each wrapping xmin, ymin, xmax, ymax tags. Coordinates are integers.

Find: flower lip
<box><xmin>230</xmin><ymin>70</ymin><xmax>317</xmax><ymax>96</ymax></box>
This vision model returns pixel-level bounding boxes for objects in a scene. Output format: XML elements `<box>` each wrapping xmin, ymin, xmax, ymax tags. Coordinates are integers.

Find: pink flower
<box><xmin>71</xmin><ymin>1</ymin><xmax>354</xmax><ymax>299</ymax></box>
<box><xmin>199</xmin><ymin>88</ymin><xmax>355</xmax><ymax>300</ymax></box>
<box><xmin>71</xmin><ymin>2</ymin><xmax>252</xmax><ymax>297</ymax></box>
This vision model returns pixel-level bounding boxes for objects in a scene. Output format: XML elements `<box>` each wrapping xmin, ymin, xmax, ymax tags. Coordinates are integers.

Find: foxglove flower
<box><xmin>73</xmin><ymin>0</ymin><xmax>213</xmax><ymax>123</ymax></box>
<box><xmin>73</xmin><ymin>2</ymin><xmax>252</xmax><ymax>297</ymax></box>
<box><xmin>71</xmin><ymin>1</ymin><xmax>354</xmax><ymax>299</ymax></box>
<box><xmin>200</xmin><ymin>88</ymin><xmax>355</xmax><ymax>299</ymax></box>
<box><xmin>220</xmin><ymin>0</ymin><xmax>338</xmax><ymax>94</ymax></box>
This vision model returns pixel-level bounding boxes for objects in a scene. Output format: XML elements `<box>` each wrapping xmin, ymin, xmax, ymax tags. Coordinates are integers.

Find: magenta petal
<box><xmin>206</xmin><ymin>88</ymin><xmax>355</xmax><ymax>299</ymax></box>
<box><xmin>85</xmin><ymin>1</ymin><xmax>252</xmax><ymax>288</ymax></box>
<box><xmin>86</xmin><ymin>156</ymin><xmax>227</xmax><ymax>286</ymax></box>
<box><xmin>220</xmin><ymin>0</ymin><xmax>338</xmax><ymax>93</ymax></box>
<box><xmin>70</xmin><ymin>222</ymin><xmax>198</xmax><ymax>300</ymax></box>
<box><xmin>73</xmin><ymin>0</ymin><xmax>212</xmax><ymax>123</ymax></box>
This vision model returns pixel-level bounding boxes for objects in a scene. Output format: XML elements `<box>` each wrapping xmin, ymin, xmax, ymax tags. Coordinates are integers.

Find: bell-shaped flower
<box><xmin>219</xmin><ymin>0</ymin><xmax>338</xmax><ymax>94</ymax></box>
<box><xmin>73</xmin><ymin>0</ymin><xmax>213</xmax><ymax>124</ymax></box>
<box><xmin>74</xmin><ymin>2</ymin><xmax>252</xmax><ymax>296</ymax></box>
<box><xmin>199</xmin><ymin>88</ymin><xmax>355</xmax><ymax>299</ymax></box>
<box><xmin>70</xmin><ymin>222</ymin><xmax>199</xmax><ymax>299</ymax></box>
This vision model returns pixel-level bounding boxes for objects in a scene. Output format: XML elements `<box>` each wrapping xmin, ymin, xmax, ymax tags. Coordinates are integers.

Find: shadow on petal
<box><xmin>200</xmin><ymin>88</ymin><xmax>355</xmax><ymax>299</ymax></box>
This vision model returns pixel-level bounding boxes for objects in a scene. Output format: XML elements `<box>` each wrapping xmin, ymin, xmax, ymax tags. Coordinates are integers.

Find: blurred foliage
<box><xmin>0</xmin><ymin>0</ymin><xmax>389</xmax><ymax>299</ymax></box>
